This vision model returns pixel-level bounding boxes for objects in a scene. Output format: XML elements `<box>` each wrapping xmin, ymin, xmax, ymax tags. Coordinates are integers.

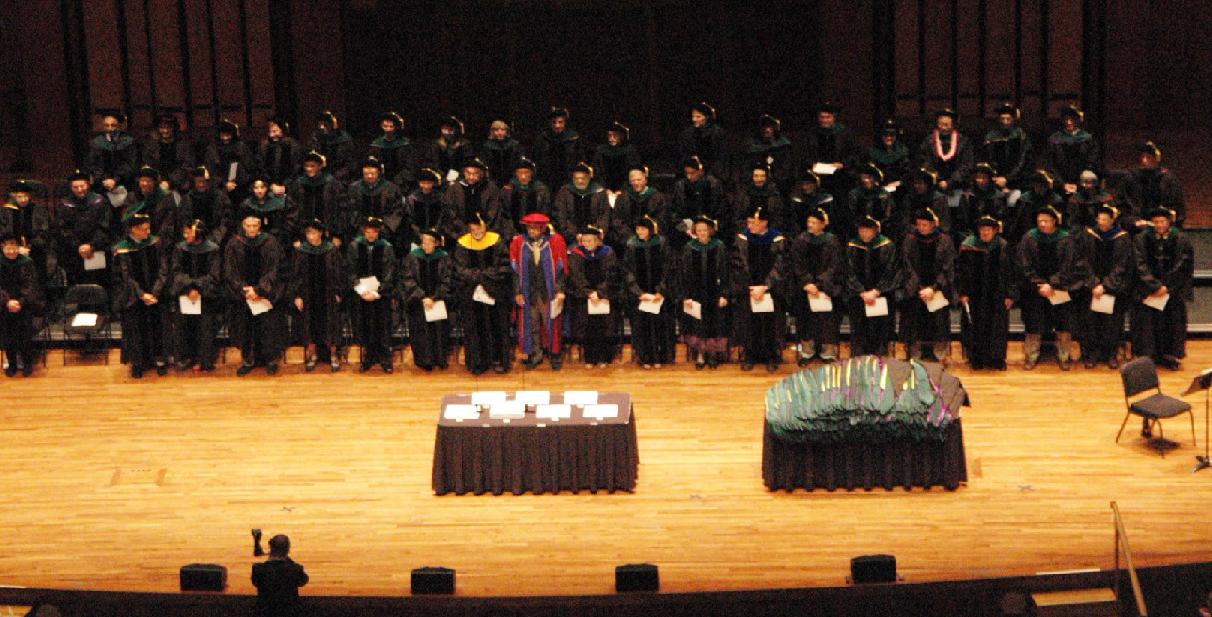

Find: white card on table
<box><xmin>865</xmin><ymin>296</ymin><xmax>889</xmax><ymax>317</ymax></box>
<box><xmin>424</xmin><ymin>300</ymin><xmax>448</xmax><ymax>322</ymax></box>
<box><xmin>1090</xmin><ymin>293</ymin><xmax>1115</xmax><ymax>314</ymax></box>
<box><xmin>750</xmin><ymin>294</ymin><xmax>775</xmax><ymax>313</ymax></box>
<box><xmin>587</xmin><ymin>298</ymin><xmax>610</xmax><ymax>315</ymax></box>
<box><xmin>71</xmin><ymin>312</ymin><xmax>98</xmax><ymax>328</ymax></box>
<box><xmin>83</xmin><ymin>251</ymin><xmax>106</xmax><ymax>271</ymax></box>
<box><xmin>470</xmin><ymin>391</ymin><xmax>508</xmax><ymax>406</ymax></box>
<box><xmin>443</xmin><ymin>404</ymin><xmax>480</xmax><ymax>420</ymax></box>
<box><xmin>638</xmin><ymin>297</ymin><xmax>664</xmax><ymax>314</ymax></box>
<box><xmin>1048</xmin><ymin>289</ymin><xmax>1071</xmax><ymax>305</ymax></box>
<box><xmin>925</xmin><ymin>293</ymin><xmax>949</xmax><ymax>313</ymax></box>
<box><xmin>247</xmin><ymin>298</ymin><xmax>273</xmax><ymax>315</ymax></box>
<box><xmin>583</xmin><ymin>403</ymin><xmax>618</xmax><ymax>418</ymax></box>
<box><xmin>808</xmin><ymin>293</ymin><xmax>833</xmax><ymax>313</ymax></box>
<box><xmin>683</xmin><ymin>299</ymin><xmax>702</xmax><ymax>320</ymax></box>
<box><xmin>473</xmin><ymin>284</ymin><xmax>496</xmax><ymax>305</ymax></box>
<box><xmin>1143</xmin><ymin>292</ymin><xmax>1170</xmax><ymax>311</ymax></box>
<box><xmin>535</xmin><ymin>403</ymin><xmax>571</xmax><ymax>419</ymax></box>
<box><xmin>563</xmin><ymin>390</ymin><xmax>599</xmax><ymax>406</ymax></box>
<box><xmin>489</xmin><ymin>400</ymin><xmax>526</xmax><ymax>418</ymax></box>
<box><xmin>811</xmin><ymin>162</ymin><xmax>838</xmax><ymax>176</ymax></box>
<box><xmin>515</xmin><ymin>390</ymin><xmax>551</xmax><ymax>405</ymax></box>
<box><xmin>179</xmin><ymin>295</ymin><xmax>202</xmax><ymax>315</ymax></box>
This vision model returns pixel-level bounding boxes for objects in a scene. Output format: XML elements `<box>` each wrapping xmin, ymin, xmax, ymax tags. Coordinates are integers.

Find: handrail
<box><xmin>1112</xmin><ymin>501</ymin><xmax>1149</xmax><ymax>616</ymax></box>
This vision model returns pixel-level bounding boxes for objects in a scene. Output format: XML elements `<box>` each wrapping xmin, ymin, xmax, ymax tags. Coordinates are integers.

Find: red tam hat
<box><xmin>520</xmin><ymin>212</ymin><xmax>551</xmax><ymax>226</ymax></box>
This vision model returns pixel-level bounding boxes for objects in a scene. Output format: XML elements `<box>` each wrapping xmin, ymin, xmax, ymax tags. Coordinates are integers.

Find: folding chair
<box><xmin>1117</xmin><ymin>357</ymin><xmax>1195</xmax><ymax>456</ymax></box>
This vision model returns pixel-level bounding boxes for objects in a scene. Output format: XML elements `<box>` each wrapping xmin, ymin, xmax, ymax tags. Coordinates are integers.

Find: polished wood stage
<box><xmin>2</xmin><ymin>342</ymin><xmax>1211</xmax><ymax>597</ymax></box>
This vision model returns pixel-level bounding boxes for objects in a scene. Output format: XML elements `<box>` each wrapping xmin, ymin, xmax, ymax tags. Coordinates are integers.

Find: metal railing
<box><xmin>1111</xmin><ymin>501</ymin><xmax>1148</xmax><ymax>616</ymax></box>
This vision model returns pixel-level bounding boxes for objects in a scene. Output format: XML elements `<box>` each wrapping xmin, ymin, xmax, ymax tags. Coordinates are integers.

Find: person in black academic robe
<box><xmin>400</xmin><ymin>228</ymin><xmax>453</xmax><ymax>371</ymax></box>
<box><xmin>1065</xmin><ymin>170</ymin><xmax>1114</xmax><ymax>232</ymax></box>
<box><xmin>623</xmin><ymin>216</ymin><xmax>676</xmax><ymax>368</ymax></box>
<box><xmin>532</xmin><ymin>107</ymin><xmax>589</xmax><ymax>191</ymax></box>
<box><xmin>369</xmin><ymin>111</ymin><xmax>420</xmax><ymax>192</ymax></box>
<box><xmin>1123</xmin><ymin>142</ymin><xmax>1184</xmax><ymax>229</ymax></box>
<box><xmin>731</xmin><ymin>163</ymin><xmax>786</xmax><ymax>238</ymax></box>
<box><xmin>917</xmin><ymin>109</ymin><xmax>975</xmax><ymax>200</ymax></box>
<box><xmin>867</xmin><ymin>118</ymin><xmax>913</xmax><ymax>190</ymax></box>
<box><xmin>290</xmin><ymin>220</ymin><xmax>346</xmax><ymax>372</ymax></box>
<box><xmin>405</xmin><ymin>168</ymin><xmax>449</xmax><ymax>247</ymax></box>
<box><xmin>142</xmin><ymin>112</ymin><xmax>195</xmax><ymax>192</ymax></box>
<box><xmin>87</xmin><ymin>110</ymin><xmax>139</xmax><ymax>191</ymax></box>
<box><xmin>1076</xmin><ymin>205</ymin><xmax>1134</xmax><ymax>369</ymax></box>
<box><xmin>895</xmin><ymin>168</ymin><xmax>951</xmax><ymax>245</ymax></box>
<box><xmin>616</xmin><ymin>166</ymin><xmax>671</xmax><ymax>253</ymax></box>
<box><xmin>731</xmin><ymin>207</ymin><xmax>787</xmax><ymax>372</ymax></box>
<box><xmin>179</xmin><ymin>166</ymin><xmax>234</xmax><ymax>246</ymax></box>
<box><xmin>1009</xmin><ymin>170</ymin><xmax>1063</xmax><ymax>247</ymax></box>
<box><xmin>746</xmin><ymin>114</ymin><xmax>795</xmax><ymax>198</ymax></box>
<box><xmin>121</xmin><ymin>166</ymin><xmax>178</xmax><ymax>241</ymax></box>
<box><xmin>238</xmin><ymin>177</ymin><xmax>299</xmax><ymax>248</ymax></box>
<box><xmin>553</xmin><ymin>162</ymin><xmax>608</xmax><ymax>247</ymax></box>
<box><xmin>845</xmin><ymin>163</ymin><xmax>895</xmax><ymax>242</ymax></box>
<box><xmin>957</xmin><ymin>216</ymin><xmax>1017</xmax><ymax>370</ymax></box>
<box><xmin>112</xmin><ymin>214</ymin><xmax>168</xmax><ymax>378</ymax></box>
<box><xmin>568</xmin><ymin>226</ymin><xmax>620</xmax><ymax>368</ymax></box>
<box><xmin>1132</xmin><ymin>208</ymin><xmax>1194</xmax><ymax>371</ymax></box>
<box><xmin>901</xmin><ymin>208</ymin><xmax>957</xmax><ymax>363</ymax></box>
<box><xmin>54</xmin><ymin>171</ymin><xmax>113</xmax><ymax>288</ymax></box>
<box><xmin>955</xmin><ymin>163</ymin><xmax>1007</xmax><ymax>245</ymax></box>
<box><xmin>204</xmin><ymin>119</ymin><xmax>257</xmax><ymax>206</ymax></box>
<box><xmin>981</xmin><ymin>103</ymin><xmax>1032</xmax><ymax>190</ymax></box>
<box><xmin>845</xmin><ymin>216</ymin><xmax>899</xmax><ymax>358</ymax></box>
<box><xmin>800</xmin><ymin>102</ymin><xmax>860</xmax><ymax>203</ymax></box>
<box><xmin>344</xmin><ymin>158</ymin><xmax>405</xmax><ymax>247</ymax></box>
<box><xmin>287</xmin><ymin>152</ymin><xmax>345</xmax><ymax>246</ymax></box>
<box><xmin>257</xmin><ymin>117</ymin><xmax>305</xmax><ymax>190</ymax></box>
<box><xmin>1046</xmin><ymin>105</ymin><xmax>1101</xmax><ymax>193</ymax></box>
<box><xmin>429</xmin><ymin>116</ymin><xmax>476</xmax><ymax>183</ymax></box>
<box><xmin>672</xmin><ymin>156</ymin><xmax>730</xmax><ymax>250</ymax></box>
<box><xmin>168</xmin><ymin>219</ymin><xmax>222</xmax><ymax>372</ymax></box>
<box><xmin>0</xmin><ymin>234</ymin><xmax>44</xmax><ymax>376</ymax></box>
<box><xmin>1</xmin><ymin>180</ymin><xmax>52</xmax><ymax>287</ymax></box>
<box><xmin>680</xmin><ymin>216</ymin><xmax>732</xmax><ymax>369</ymax></box>
<box><xmin>591</xmin><ymin>121</ymin><xmax>642</xmax><ymax>194</ymax></box>
<box><xmin>1017</xmin><ymin>205</ymin><xmax>1087</xmax><ymax>370</ymax></box>
<box><xmin>225</xmin><ymin>215</ymin><xmax>287</xmax><ymax>376</ymax></box>
<box><xmin>346</xmin><ymin>217</ymin><xmax>396</xmax><ymax>373</ymax></box>
<box><xmin>783</xmin><ymin>170</ymin><xmax>835</xmax><ymax>238</ymax></box>
<box><xmin>679</xmin><ymin>101</ymin><xmax>730</xmax><ymax>186</ymax></box>
<box><xmin>444</xmin><ymin>158</ymin><xmax>506</xmax><ymax>241</ymax></box>
<box><xmin>481</xmin><ymin>120</ymin><xmax>525</xmax><ymax>188</ymax></box>
<box><xmin>453</xmin><ymin>216</ymin><xmax>514</xmax><ymax>375</ymax></box>
<box><xmin>308</xmin><ymin>110</ymin><xmax>355</xmax><ymax>184</ymax></box>
<box><xmin>499</xmin><ymin>158</ymin><xmax>552</xmax><ymax>240</ymax></box>
<box><xmin>790</xmin><ymin>208</ymin><xmax>845</xmax><ymax>365</ymax></box>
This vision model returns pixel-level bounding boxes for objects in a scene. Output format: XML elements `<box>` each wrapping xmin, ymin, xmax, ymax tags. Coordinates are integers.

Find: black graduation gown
<box><xmin>257</xmin><ymin>137</ymin><xmax>305</xmax><ymax>185</ymax></box>
<box><xmin>671</xmin><ymin>176</ymin><xmax>730</xmax><ymax>248</ymax></box>
<box><xmin>790</xmin><ymin>231</ymin><xmax>844</xmax><ymax>346</ymax></box>
<box><xmin>800</xmin><ymin>124</ymin><xmax>860</xmax><ymax>198</ymax></box>
<box><xmin>400</xmin><ymin>248</ymin><xmax>453</xmax><ymax>368</ymax></box>
<box><xmin>290</xmin><ymin>241</ymin><xmax>346</xmax><ymax>350</ymax></box>
<box><xmin>553</xmin><ymin>184</ymin><xmax>609</xmax><ymax>245</ymax></box>
<box><xmin>616</xmin><ymin>188</ymin><xmax>671</xmax><ymax>249</ymax></box>
<box><xmin>405</xmin><ymin>189</ymin><xmax>449</xmax><ymax>245</ymax></box>
<box><xmin>308</xmin><ymin>129</ymin><xmax>355</xmax><ymax>183</ymax></box>
<box><xmin>52</xmin><ymin>192</ymin><xmax>112</xmax><ymax>287</ymax></box>
<box><xmin>1045</xmin><ymin>129</ymin><xmax>1101</xmax><ymax>186</ymax></box>
<box><xmin>1065</xmin><ymin>188</ymin><xmax>1113</xmax><ymax>232</ymax></box>
<box><xmin>346</xmin><ymin>237</ymin><xmax>396</xmax><ymax>364</ymax></box>
<box><xmin>87</xmin><ymin>132</ymin><xmax>139</xmax><ymax>188</ymax></box>
<box><xmin>0</xmin><ymin>201</ymin><xmax>51</xmax><ymax>285</ymax></box>
<box><xmin>845</xmin><ymin>235</ymin><xmax>899</xmax><ymax>356</ymax></box>
<box><xmin>500</xmin><ymin>181</ymin><xmax>553</xmax><ymax>239</ymax></box>
<box><xmin>782</xmin><ymin>188</ymin><xmax>836</xmax><ymax>238</ymax></box>
<box><xmin>204</xmin><ymin>138</ymin><xmax>256</xmax><ymax>203</ymax></box>
<box><xmin>1132</xmin><ymin>228</ymin><xmax>1194</xmax><ymax>360</ymax></box>
<box><xmin>731</xmin><ymin>230</ymin><xmax>787</xmax><ymax>364</ymax></box>
<box><xmin>956</xmin><ymin>186</ymin><xmax>1007</xmax><ymax>242</ymax></box>
<box><xmin>443</xmin><ymin>179</ymin><xmax>503</xmax><ymax>240</ymax></box>
<box><xmin>1007</xmin><ymin>189</ymin><xmax>1062</xmax><ymax>246</ymax></box>
<box><xmin>344</xmin><ymin>180</ymin><xmax>405</xmax><ymax>246</ymax></box>
<box><xmin>680</xmin><ymin>238</ymin><xmax>732</xmax><ymax>348</ymax></box>
<box><xmin>287</xmin><ymin>173</ymin><xmax>345</xmax><ymax>242</ymax></box>
<box><xmin>568</xmin><ymin>245</ymin><xmax>621</xmax><ymax>364</ymax></box>
<box><xmin>591</xmin><ymin>143</ymin><xmax>641</xmax><ymax>193</ymax></box>
<box><xmin>1076</xmin><ymin>227</ymin><xmax>1133</xmax><ymax>360</ymax></box>
<box><xmin>622</xmin><ymin>235</ymin><xmax>676</xmax><ymax>365</ymax></box>
<box><xmin>179</xmin><ymin>188</ymin><xmax>234</xmax><ymax>246</ymax></box>
<box><xmin>731</xmin><ymin>185</ymin><xmax>786</xmax><ymax>235</ymax></box>
<box><xmin>121</xmin><ymin>187</ymin><xmax>178</xmax><ymax>241</ymax></box>
<box><xmin>917</xmin><ymin>131</ymin><xmax>975</xmax><ymax>190</ymax></box>
<box><xmin>1016</xmin><ymin>229</ymin><xmax>1086</xmax><ymax>335</ymax></box>
<box><xmin>747</xmin><ymin>135</ymin><xmax>795</xmax><ymax>195</ymax></box>
<box><xmin>981</xmin><ymin>128</ymin><xmax>1032</xmax><ymax>186</ymax></box>
<box><xmin>846</xmin><ymin>186</ymin><xmax>895</xmax><ymax>240</ymax></box>
<box><xmin>0</xmin><ymin>254</ymin><xmax>43</xmax><ymax>361</ymax></box>
<box><xmin>142</xmin><ymin>137</ymin><xmax>196</xmax><ymax>191</ymax></box>
<box><xmin>112</xmin><ymin>235</ymin><xmax>169</xmax><ymax>368</ymax></box>
<box><xmin>867</xmin><ymin>143</ymin><xmax>913</xmax><ymax>188</ymax></box>
<box><xmin>369</xmin><ymin>134</ymin><xmax>421</xmax><ymax>191</ymax></box>
<box><xmin>168</xmin><ymin>239</ymin><xmax>222</xmax><ymax>367</ymax></box>
<box><xmin>896</xmin><ymin>188</ymin><xmax>951</xmax><ymax>243</ymax></box>
<box><xmin>900</xmin><ymin>230</ymin><xmax>957</xmax><ymax>345</ymax></box>
<box><xmin>453</xmin><ymin>233</ymin><xmax>514</xmax><ymax>372</ymax></box>
<box><xmin>957</xmin><ymin>235</ymin><xmax>1016</xmax><ymax>365</ymax></box>
<box><xmin>1124</xmin><ymin>168</ymin><xmax>1184</xmax><ymax>227</ymax></box>
<box><xmin>238</xmin><ymin>195</ymin><xmax>299</xmax><ymax>248</ymax></box>
<box><xmin>533</xmin><ymin>128</ymin><xmax>588</xmax><ymax>190</ymax></box>
<box><xmin>430</xmin><ymin>137</ymin><xmax>476</xmax><ymax>181</ymax></box>
<box><xmin>679</xmin><ymin>123</ymin><xmax>731</xmax><ymax>184</ymax></box>
<box><xmin>223</xmin><ymin>231</ymin><xmax>286</xmax><ymax>364</ymax></box>
<box><xmin>481</xmin><ymin>138</ymin><xmax>525</xmax><ymax>187</ymax></box>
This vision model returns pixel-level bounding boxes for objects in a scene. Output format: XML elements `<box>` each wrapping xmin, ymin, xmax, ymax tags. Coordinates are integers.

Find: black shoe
<box><xmin>381</xmin><ymin>362</ymin><xmax>393</xmax><ymax>374</ymax></box>
<box><xmin>493</xmin><ymin>363</ymin><xmax>508</xmax><ymax>374</ymax></box>
<box><xmin>156</xmin><ymin>363</ymin><xmax>168</xmax><ymax>376</ymax></box>
<box><xmin>695</xmin><ymin>354</ymin><xmax>706</xmax><ymax>370</ymax></box>
<box><xmin>359</xmin><ymin>362</ymin><xmax>371</xmax><ymax>373</ymax></box>
<box><xmin>236</xmin><ymin>362</ymin><xmax>255</xmax><ymax>377</ymax></box>
<box><xmin>1160</xmin><ymin>355</ymin><xmax>1182</xmax><ymax>370</ymax></box>
<box><xmin>305</xmin><ymin>356</ymin><xmax>317</xmax><ymax>372</ymax></box>
<box><xmin>707</xmin><ymin>356</ymin><xmax>719</xmax><ymax>369</ymax></box>
<box><xmin>551</xmin><ymin>356</ymin><xmax>562</xmax><ymax>370</ymax></box>
<box><xmin>1083</xmin><ymin>358</ymin><xmax>1097</xmax><ymax>369</ymax></box>
<box><xmin>266</xmin><ymin>362</ymin><xmax>279</xmax><ymax>375</ymax></box>
<box><xmin>21</xmin><ymin>362</ymin><xmax>33</xmax><ymax>377</ymax></box>
<box><xmin>176</xmin><ymin>359</ymin><xmax>194</xmax><ymax>371</ymax></box>
<box><xmin>1108</xmin><ymin>356</ymin><xmax>1120</xmax><ymax>370</ymax></box>
<box><xmin>200</xmin><ymin>364</ymin><xmax>215</xmax><ymax>372</ymax></box>
<box><xmin>131</xmin><ymin>366</ymin><xmax>144</xmax><ymax>379</ymax></box>
<box><xmin>525</xmin><ymin>351</ymin><xmax>544</xmax><ymax>369</ymax></box>
<box><xmin>330</xmin><ymin>359</ymin><xmax>341</xmax><ymax>372</ymax></box>
<box><xmin>970</xmin><ymin>360</ymin><xmax>984</xmax><ymax>370</ymax></box>
<box><xmin>469</xmin><ymin>366</ymin><xmax>487</xmax><ymax>376</ymax></box>
<box><xmin>4</xmin><ymin>363</ymin><xmax>15</xmax><ymax>377</ymax></box>
<box><xmin>992</xmin><ymin>360</ymin><xmax>1007</xmax><ymax>371</ymax></box>
<box><xmin>741</xmin><ymin>362</ymin><xmax>754</xmax><ymax>371</ymax></box>
<box><xmin>766</xmin><ymin>361</ymin><xmax>779</xmax><ymax>372</ymax></box>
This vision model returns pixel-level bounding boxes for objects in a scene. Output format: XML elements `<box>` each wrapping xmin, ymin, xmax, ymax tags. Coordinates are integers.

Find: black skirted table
<box><xmin>432</xmin><ymin>392</ymin><xmax>638</xmax><ymax>495</ymax></box>
<box><xmin>762</xmin><ymin>361</ymin><xmax>969</xmax><ymax>492</ymax></box>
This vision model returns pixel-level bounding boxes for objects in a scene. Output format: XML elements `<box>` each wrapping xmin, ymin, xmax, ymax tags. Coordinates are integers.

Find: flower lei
<box><xmin>933</xmin><ymin>129</ymin><xmax>959</xmax><ymax>162</ymax></box>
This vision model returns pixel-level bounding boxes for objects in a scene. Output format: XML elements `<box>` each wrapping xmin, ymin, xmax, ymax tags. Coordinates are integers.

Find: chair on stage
<box><xmin>1117</xmin><ymin>357</ymin><xmax>1195</xmax><ymax>456</ymax></box>
<box><xmin>61</xmin><ymin>283</ymin><xmax>112</xmax><ymax>365</ymax></box>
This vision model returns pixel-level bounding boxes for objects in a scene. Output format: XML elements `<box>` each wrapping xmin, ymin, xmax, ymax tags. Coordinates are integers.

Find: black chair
<box><xmin>61</xmin><ymin>283</ymin><xmax>112</xmax><ymax>365</ymax></box>
<box><xmin>1117</xmin><ymin>357</ymin><xmax>1195</xmax><ymax>456</ymax></box>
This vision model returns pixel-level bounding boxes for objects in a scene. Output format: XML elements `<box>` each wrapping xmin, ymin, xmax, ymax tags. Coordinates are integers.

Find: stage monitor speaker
<box><xmin>615</xmin><ymin>563</ymin><xmax>659</xmax><ymax>592</ymax></box>
<box><xmin>180</xmin><ymin>563</ymin><xmax>227</xmax><ymax>591</ymax></box>
<box><xmin>850</xmin><ymin>554</ymin><xmax>896</xmax><ymax>584</ymax></box>
<box><xmin>411</xmin><ymin>567</ymin><xmax>455</xmax><ymax>594</ymax></box>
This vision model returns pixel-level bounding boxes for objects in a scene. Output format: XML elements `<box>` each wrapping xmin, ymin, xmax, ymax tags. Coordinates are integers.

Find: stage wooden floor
<box><xmin>2</xmin><ymin>342</ymin><xmax>1211</xmax><ymax>597</ymax></box>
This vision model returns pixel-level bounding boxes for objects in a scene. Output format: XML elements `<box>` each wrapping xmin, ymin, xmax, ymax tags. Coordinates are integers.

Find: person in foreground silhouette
<box><xmin>252</xmin><ymin>534</ymin><xmax>308</xmax><ymax>617</ymax></box>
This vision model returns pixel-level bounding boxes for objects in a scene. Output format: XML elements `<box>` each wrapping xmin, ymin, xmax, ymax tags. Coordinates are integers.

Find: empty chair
<box><xmin>61</xmin><ymin>283</ymin><xmax>111</xmax><ymax>365</ymax></box>
<box><xmin>1117</xmin><ymin>357</ymin><xmax>1195</xmax><ymax>456</ymax></box>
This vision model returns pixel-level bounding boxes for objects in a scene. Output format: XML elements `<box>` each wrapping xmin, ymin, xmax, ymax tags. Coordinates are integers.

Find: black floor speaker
<box><xmin>615</xmin><ymin>563</ymin><xmax>659</xmax><ymax>592</ymax></box>
<box><xmin>850</xmin><ymin>554</ymin><xmax>897</xmax><ymax>584</ymax></box>
<box><xmin>180</xmin><ymin>563</ymin><xmax>227</xmax><ymax>591</ymax></box>
<box><xmin>411</xmin><ymin>567</ymin><xmax>455</xmax><ymax>594</ymax></box>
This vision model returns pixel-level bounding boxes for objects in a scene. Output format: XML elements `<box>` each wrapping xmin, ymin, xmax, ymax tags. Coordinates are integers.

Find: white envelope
<box><xmin>550</xmin><ymin>297</ymin><xmax>563</xmax><ymax>319</ymax></box>
<box><xmin>587</xmin><ymin>298</ymin><xmax>610</xmax><ymax>315</ymax></box>
<box><xmin>583</xmin><ymin>403</ymin><xmax>618</xmax><ymax>418</ymax></box>
<box><xmin>811</xmin><ymin>162</ymin><xmax>838</xmax><ymax>176</ymax></box>
<box><xmin>750</xmin><ymin>294</ymin><xmax>775</xmax><ymax>313</ymax></box>
<box><xmin>607</xmin><ymin>192</ymin><xmax>618</xmax><ymax>208</ymax></box>
<box><xmin>535</xmin><ymin>403</ymin><xmax>571</xmax><ymax>419</ymax></box>
<box><xmin>227</xmin><ymin>162</ymin><xmax>239</xmax><ymax>182</ymax></box>
<box><xmin>808</xmin><ymin>293</ymin><xmax>833</xmax><ymax>313</ymax></box>
<box><xmin>1090</xmin><ymin>293</ymin><xmax>1115</xmax><ymax>315</ymax></box>
<box><xmin>443</xmin><ymin>404</ymin><xmax>480</xmax><ymax>421</ymax></box>
<box><xmin>563</xmin><ymin>390</ymin><xmax>599</xmax><ymax>406</ymax></box>
<box><xmin>473</xmin><ymin>284</ymin><xmax>496</xmax><ymax>305</ymax></box>
<box><xmin>424</xmin><ymin>300</ymin><xmax>448</xmax><ymax>322</ymax></box>
<box><xmin>83</xmin><ymin>251</ymin><xmax>106</xmax><ymax>271</ymax></box>
<box><xmin>179</xmin><ymin>295</ymin><xmax>202</xmax><ymax>315</ymax></box>
<box><xmin>1048</xmin><ymin>289</ymin><xmax>1071</xmax><ymax>305</ymax></box>
<box><xmin>470</xmin><ymin>391</ymin><xmax>508</xmax><ymax>406</ymax></box>
<box><xmin>354</xmin><ymin>276</ymin><xmax>381</xmax><ymax>295</ymax></box>
<box><xmin>515</xmin><ymin>390</ymin><xmax>551</xmax><ymax>405</ymax></box>
<box><xmin>71</xmin><ymin>312</ymin><xmax>98</xmax><ymax>328</ymax></box>
<box><xmin>106</xmin><ymin>187</ymin><xmax>127</xmax><ymax>207</ymax></box>
<box><xmin>1143</xmin><ymin>292</ymin><xmax>1170</xmax><ymax>311</ymax></box>
<box><xmin>925</xmin><ymin>293</ymin><xmax>949</xmax><ymax>313</ymax></box>
<box><xmin>446</xmin><ymin>169</ymin><xmax>460</xmax><ymax>182</ymax></box>
<box><xmin>884</xmin><ymin>181</ymin><xmax>901</xmax><ymax>193</ymax></box>
<box><xmin>864</xmin><ymin>296</ymin><xmax>889</xmax><ymax>317</ymax></box>
<box><xmin>638</xmin><ymin>297</ymin><xmax>664</xmax><ymax>315</ymax></box>
<box><xmin>683</xmin><ymin>299</ymin><xmax>702</xmax><ymax>320</ymax></box>
<box><xmin>247</xmin><ymin>298</ymin><xmax>273</xmax><ymax>315</ymax></box>
<box><xmin>489</xmin><ymin>400</ymin><xmax>526</xmax><ymax>418</ymax></box>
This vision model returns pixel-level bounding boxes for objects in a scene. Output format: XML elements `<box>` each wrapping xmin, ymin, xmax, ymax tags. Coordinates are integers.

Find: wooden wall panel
<box><xmin>18</xmin><ymin>0</ymin><xmax>73</xmax><ymax>173</ymax></box>
<box><xmin>1046</xmin><ymin>0</ymin><xmax>1082</xmax><ymax>111</ymax></box>
<box><xmin>243</xmin><ymin>0</ymin><xmax>276</xmax><ymax>132</ymax></box>
<box><xmin>893</xmin><ymin>0</ymin><xmax>920</xmax><ymax>118</ymax></box>
<box><xmin>148</xmin><ymin>0</ymin><xmax>185</xmax><ymax>109</ymax></box>
<box><xmin>922</xmin><ymin>0</ymin><xmax>952</xmax><ymax>106</ymax></box>
<box><xmin>984</xmin><ymin>0</ymin><xmax>1015</xmax><ymax>104</ymax></box>
<box><xmin>956</xmin><ymin>2</ymin><xmax>981</xmax><ymax>116</ymax></box>
<box><xmin>183</xmin><ymin>0</ymin><xmax>217</xmax><ymax>133</ymax></box>
<box><xmin>210</xmin><ymin>0</ymin><xmax>249</xmax><ymax>128</ymax></box>
<box><xmin>123</xmin><ymin>0</ymin><xmax>153</xmax><ymax>127</ymax></box>
<box><xmin>81</xmin><ymin>1</ymin><xmax>124</xmax><ymax>123</ymax></box>
<box><xmin>289</xmin><ymin>1</ymin><xmax>345</xmax><ymax>140</ymax></box>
